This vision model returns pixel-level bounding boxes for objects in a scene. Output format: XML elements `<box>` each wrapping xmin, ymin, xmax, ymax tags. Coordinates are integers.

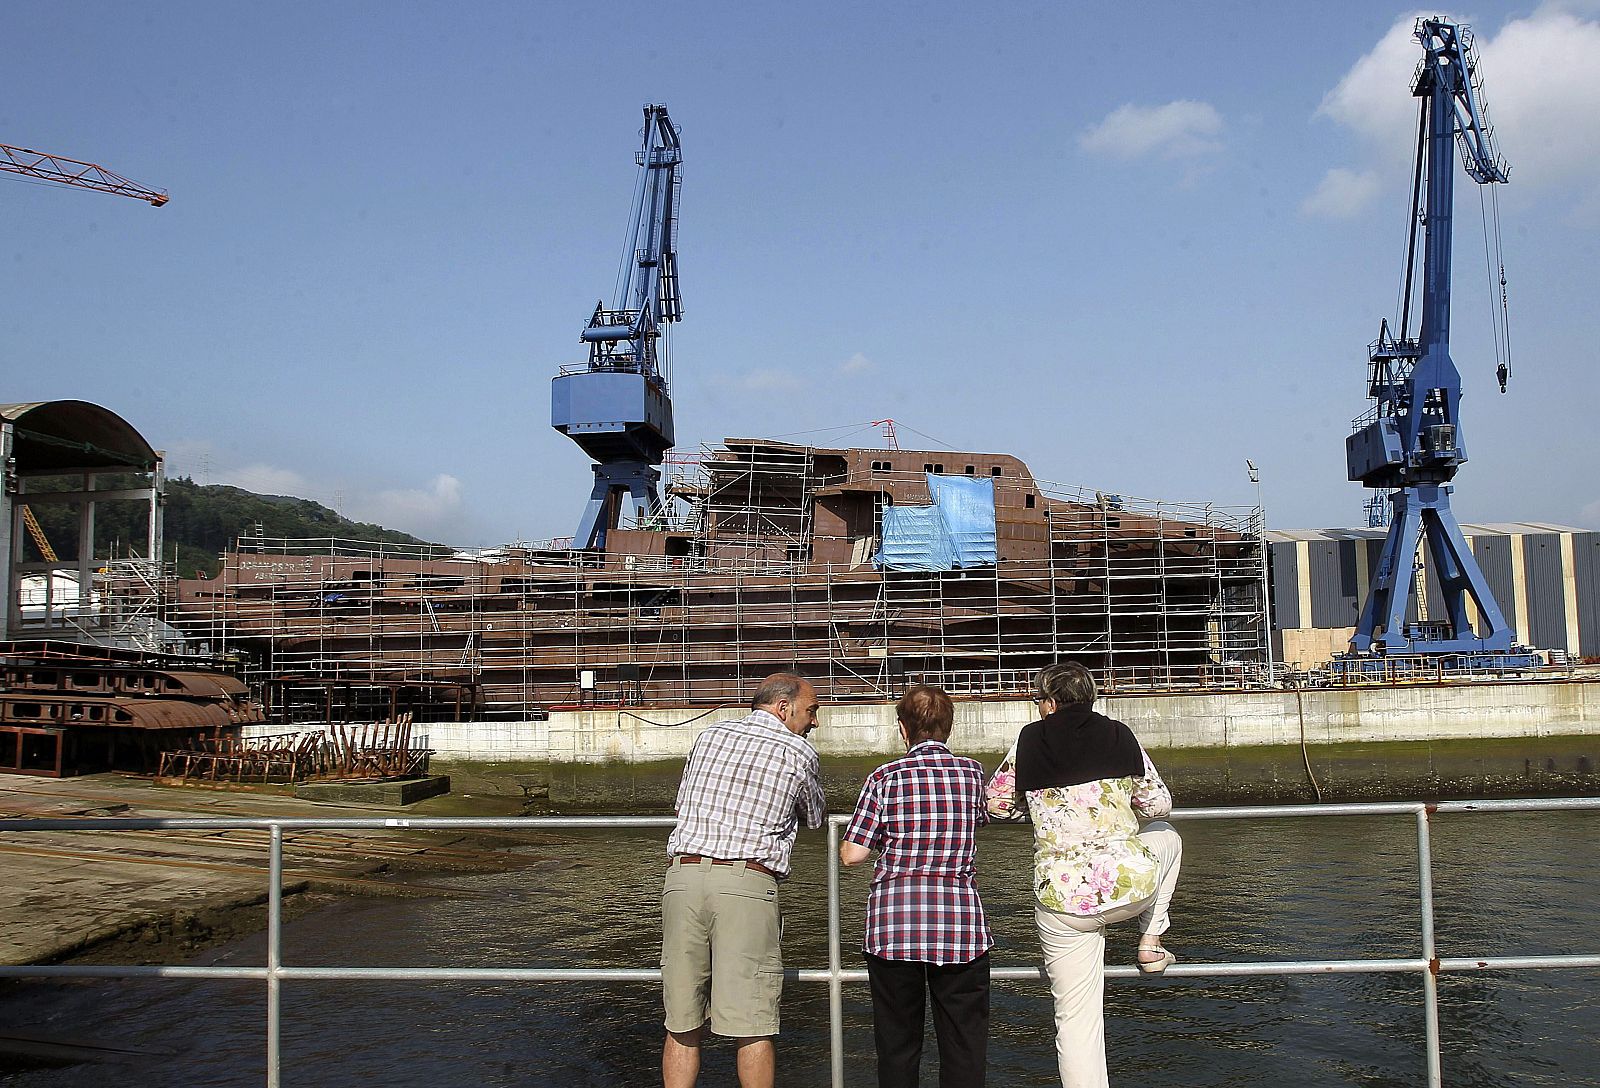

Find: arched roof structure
<box><xmin>0</xmin><ymin>400</ymin><xmax>159</xmax><ymax>473</ymax></box>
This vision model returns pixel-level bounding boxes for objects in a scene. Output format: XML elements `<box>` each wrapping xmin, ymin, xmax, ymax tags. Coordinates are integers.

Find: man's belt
<box><xmin>672</xmin><ymin>854</ymin><xmax>778</xmax><ymax>879</ymax></box>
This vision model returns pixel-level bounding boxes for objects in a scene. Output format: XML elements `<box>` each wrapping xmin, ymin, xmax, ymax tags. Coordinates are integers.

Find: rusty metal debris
<box><xmin>158</xmin><ymin>713</ymin><xmax>430</xmax><ymax>785</ymax></box>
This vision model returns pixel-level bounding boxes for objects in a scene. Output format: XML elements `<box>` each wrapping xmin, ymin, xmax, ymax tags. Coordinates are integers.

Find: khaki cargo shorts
<box><xmin>661</xmin><ymin>857</ymin><xmax>783</xmax><ymax>1038</ymax></box>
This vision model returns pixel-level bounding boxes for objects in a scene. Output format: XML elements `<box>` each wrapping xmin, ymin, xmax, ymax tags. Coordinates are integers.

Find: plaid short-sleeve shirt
<box><xmin>842</xmin><ymin>740</ymin><xmax>992</xmax><ymax>965</ymax></box>
<box><xmin>666</xmin><ymin>709</ymin><xmax>826</xmax><ymax>879</ymax></box>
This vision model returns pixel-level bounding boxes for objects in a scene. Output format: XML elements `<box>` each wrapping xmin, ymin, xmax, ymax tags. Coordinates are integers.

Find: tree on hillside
<box><xmin>21</xmin><ymin>475</ymin><xmax>434</xmax><ymax>578</ymax></box>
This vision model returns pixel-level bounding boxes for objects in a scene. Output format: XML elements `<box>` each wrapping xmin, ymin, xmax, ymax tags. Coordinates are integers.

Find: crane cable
<box><xmin>1477</xmin><ymin>182</ymin><xmax>1514</xmax><ymax>392</ymax></box>
<box><xmin>1395</xmin><ymin>96</ymin><xmax>1429</xmax><ymax>343</ymax></box>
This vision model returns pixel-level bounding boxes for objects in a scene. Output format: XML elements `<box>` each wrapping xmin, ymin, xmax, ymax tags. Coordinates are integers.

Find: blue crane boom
<box><xmin>1346</xmin><ymin>18</ymin><xmax>1515</xmax><ymax>656</ymax></box>
<box><xmin>551</xmin><ymin>104</ymin><xmax>683</xmax><ymax>550</ymax></box>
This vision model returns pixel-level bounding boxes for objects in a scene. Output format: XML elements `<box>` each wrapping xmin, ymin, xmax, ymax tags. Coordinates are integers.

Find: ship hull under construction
<box><xmin>169</xmin><ymin>440</ymin><xmax>1268</xmax><ymax>720</ymax></box>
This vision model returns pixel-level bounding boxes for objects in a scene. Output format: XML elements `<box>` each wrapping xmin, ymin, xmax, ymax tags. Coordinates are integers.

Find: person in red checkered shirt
<box><xmin>841</xmin><ymin>685</ymin><xmax>992</xmax><ymax>1088</ymax></box>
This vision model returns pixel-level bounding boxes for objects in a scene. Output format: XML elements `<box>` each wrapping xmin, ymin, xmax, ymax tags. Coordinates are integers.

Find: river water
<box><xmin>1</xmin><ymin>809</ymin><xmax>1595</xmax><ymax>1087</ymax></box>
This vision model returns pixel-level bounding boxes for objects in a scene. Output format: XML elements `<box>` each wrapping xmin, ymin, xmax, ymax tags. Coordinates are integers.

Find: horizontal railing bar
<box><xmin>0</xmin><ymin>817</ymin><xmax>681</xmax><ymax>833</ymax></box>
<box><xmin>4</xmin><ymin>798</ymin><xmax>1596</xmax><ymax>837</ymax></box>
<box><xmin>0</xmin><ymin>962</ymin><xmax>1421</xmax><ymax>983</ymax></box>
<box><xmin>1073</xmin><ymin>959</ymin><xmax>1430</xmax><ymax>978</ymax></box>
<box><xmin>802</xmin><ymin>959</ymin><xmax>1435</xmax><ymax>981</ymax></box>
<box><xmin>1169</xmin><ymin>803</ymin><xmax>1424</xmax><ymax>819</ymax></box>
<box><xmin>1438</xmin><ymin>954</ymin><xmax>1600</xmax><ymax>971</ymax></box>
<box><xmin>0</xmin><ymin>966</ymin><xmax>271</xmax><ymax>980</ymax></box>
<box><xmin>1431</xmin><ymin>798</ymin><xmax>1600</xmax><ymax>814</ymax></box>
<box><xmin>16</xmin><ymin>956</ymin><xmax>1590</xmax><ymax>984</ymax></box>
<box><xmin>285</xmin><ymin>967</ymin><xmax>662</xmax><ymax>982</ymax></box>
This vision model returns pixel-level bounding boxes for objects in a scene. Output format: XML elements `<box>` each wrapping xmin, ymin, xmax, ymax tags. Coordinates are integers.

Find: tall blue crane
<box><xmin>1346</xmin><ymin>19</ymin><xmax>1515</xmax><ymax>656</ymax></box>
<box><xmin>551</xmin><ymin>104</ymin><xmax>682</xmax><ymax>550</ymax></box>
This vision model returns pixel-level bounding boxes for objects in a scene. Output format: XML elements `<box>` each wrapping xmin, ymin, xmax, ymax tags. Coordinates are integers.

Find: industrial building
<box><xmin>1</xmin><ymin>400</ymin><xmax>266</xmax><ymax>776</ymax></box>
<box><xmin>1</xmin><ymin>400</ymin><xmax>165</xmax><ymax>647</ymax></box>
<box><xmin>1269</xmin><ymin>524</ymin><xmax>1600</xmax><ymax>667</ymax></box>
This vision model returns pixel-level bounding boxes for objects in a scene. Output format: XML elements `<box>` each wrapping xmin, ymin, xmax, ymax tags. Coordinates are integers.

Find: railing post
<box><xmin>267</xmin><ymin>823</ymin><xmax>283</xmax><ymax>1088</ymax></box>
<box><xmin>1415</xmin><ymin>807</ymin><xmax>1441</xmax><ymax>1088</ymax></box>
<box><xmin>828</xmin><ymin>818</ymin><xmax>844</xmax><ymax>1088</ymax></box>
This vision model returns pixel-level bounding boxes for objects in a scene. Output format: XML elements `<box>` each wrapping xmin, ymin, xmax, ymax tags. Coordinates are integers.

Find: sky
<box><xmin>4</xmin><ymin>1</ymin><xmax>1598</xmax><ymax>546</ymax></box>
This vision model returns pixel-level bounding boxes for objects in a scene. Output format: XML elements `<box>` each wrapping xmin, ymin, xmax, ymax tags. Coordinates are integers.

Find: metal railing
<box><xmin>1</xmin><ymin>798</ymin><xmax>1597</xmax><ymax>1087</ymax></box>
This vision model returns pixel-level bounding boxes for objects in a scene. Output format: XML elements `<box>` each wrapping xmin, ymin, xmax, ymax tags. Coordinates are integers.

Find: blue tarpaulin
<box><xmin>927</xmin><ymin>474</ymin><xmax>998</xmax><ymax>567</ymax></box>
<box><xmin>877</xmin><ymin>505</ymin><xmax>958</xmax><ymax>571</ymax></box>
<box><xmin>876</xmin><ymin>474</ymin><xmax>997</xmax><ymax>571</ymax></box>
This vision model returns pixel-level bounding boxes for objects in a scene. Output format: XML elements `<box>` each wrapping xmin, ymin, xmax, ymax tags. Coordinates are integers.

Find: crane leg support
<box><xmin>1351</xmin><ymin>485</ymin><xmax>1514</xmax><ymax>654</ymax></box>
<box><xmin>1352</xmin><ymin>497</ymin><xmax>1421</xmax><ymax>654</ymax></box>
<box><xmin>573</xmin><ymin>461</ymin><xmax>664</xmax><ymax>551</ymax></box>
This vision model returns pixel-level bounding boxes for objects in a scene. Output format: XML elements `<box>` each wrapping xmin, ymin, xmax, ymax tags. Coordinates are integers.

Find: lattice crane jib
<box><xmin>0</xmin><ymin>144</ymin><xmax>167</xmax><ymax>205</ymax></box>
<box><xmin>1346</xmin><ymin>19</ymin><xmax>1516</xmax><ymax>656</ymax></box>
<box><xmin>20</xmin><ymin>505</ymin><xmax>59</xmax><ymax>563</ymax></box>
<box><xmin>551</xmin><ymin>105</ymin><xmax>683</xmax><ymax>551</ymax></box>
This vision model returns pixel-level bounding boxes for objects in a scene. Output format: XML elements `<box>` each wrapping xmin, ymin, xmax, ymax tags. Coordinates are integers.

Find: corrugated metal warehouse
<box><xmin>1268</xmin><ymin>523</ymin><xmax>1600</xmax><ymax>666</ymax></box>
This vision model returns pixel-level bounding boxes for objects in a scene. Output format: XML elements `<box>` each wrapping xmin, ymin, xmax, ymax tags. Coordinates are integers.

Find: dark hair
<box><xmin>1035</xmin><ymin>662</ymin><xmax>1097</xmax><ymax>707</ymax></box>
<box><xmin>751</xmin><ymin>672</ymin><xmax>807</xmax><ymax>711</ymax></box>
<box><xmin>896</xmin><ymin>684</ymin><xmax>954</xmax><ymax>743</ymax></box>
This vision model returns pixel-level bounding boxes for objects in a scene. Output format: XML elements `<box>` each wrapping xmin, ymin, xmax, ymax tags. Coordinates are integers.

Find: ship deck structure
<box><xmin>166</xmin><ymin>438</ymin><xmax>1268</xmax><ymax>721</ymax></box>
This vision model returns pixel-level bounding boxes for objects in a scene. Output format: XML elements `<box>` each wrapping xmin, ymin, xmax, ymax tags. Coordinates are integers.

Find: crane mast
<box><xmin>551</xmin><ymin>105</ymin><xmax>682</xmax><ymax>550</ymax></box>
<box><xmin>1346</xmin><ymin>18</ymin><xmax>1515</xmax><ymax>657</ymax></box>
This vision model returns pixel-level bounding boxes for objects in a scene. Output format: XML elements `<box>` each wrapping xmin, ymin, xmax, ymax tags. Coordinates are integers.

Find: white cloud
<box><xmin>1302</xmin><ymin>167</ymin><xmax>1383</xmax><ymax>218</ymax></box>
<box><xmin>1315</xmin><ymin>13</ymin><xmax>1427</xmax><ymax>161</ymax></box>
<box><xmin>1080</xmin><ymin>100</ymin><xmax>1224</xmax><ymax>160</ymax></box>
<box><xmin>1476</xmin><ymin>8</ymin><xmax>1600</xmax><ymax>190</ymax></box>
<box><xmin>224</xmin><ymin>463</ymin><xmax>317</xmax><ymax>498</ymax></box>
<box><xmin>740</xmin><ymin>368</ymin><xmax>804</xmax><ymax>391</ymax></box>
<box><xmin>1316</xmin><ymin>6</ymin><xmax>1600</xmax><ymax>213</ymax></box>
<box><xmin>353</xmin><ymin>474</ymin><xmax>464</xmax><ymax>540</ymax></box>
<box><xmin>839</xmin><ymin>352</ymin><xmax>873</xmax><ymax>375</ymax></box>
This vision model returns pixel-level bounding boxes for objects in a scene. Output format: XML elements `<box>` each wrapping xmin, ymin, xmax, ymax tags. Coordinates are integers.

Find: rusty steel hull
<box><xmin>164</xmin><ymin>441</ymin><xmax>1269</xmax><ymax>720</ymax></box>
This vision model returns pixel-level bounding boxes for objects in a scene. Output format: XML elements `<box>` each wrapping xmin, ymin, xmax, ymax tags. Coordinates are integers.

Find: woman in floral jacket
<box><xmin>985</xmin><ymin>662</ymin><xmax>1182</xmax><ymax>1088</ymax></box>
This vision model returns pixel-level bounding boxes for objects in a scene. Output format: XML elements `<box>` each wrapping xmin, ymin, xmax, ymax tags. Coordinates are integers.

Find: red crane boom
<box><xmin>1</xmin><ymin>143</ymin><xmax>166</xmax><ymax>206</ymax></box>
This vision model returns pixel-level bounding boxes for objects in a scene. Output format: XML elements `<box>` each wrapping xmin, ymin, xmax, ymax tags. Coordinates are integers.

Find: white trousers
<box><xmin>1034</xmin><ymin>821</ymin><xmax>1183</xmax><ymax>1088</ymax></box>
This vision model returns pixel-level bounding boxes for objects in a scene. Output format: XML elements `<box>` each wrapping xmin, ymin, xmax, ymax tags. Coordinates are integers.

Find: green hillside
<box><xmin>21</xmin><ymin>475</ymin><xmax>434</xmax><ymax>578</ymax></box>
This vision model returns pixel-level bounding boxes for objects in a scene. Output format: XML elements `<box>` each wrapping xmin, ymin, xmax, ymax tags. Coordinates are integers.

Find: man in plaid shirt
<box><xmin>662</xmin><ymin>672</ymin><xmax>825</xmax><ymax>1088</ymax></box>
<box><xmin>842</xmin><ymin>685</ymin><xmax>992</xmax><ymax>1088</ymax></box>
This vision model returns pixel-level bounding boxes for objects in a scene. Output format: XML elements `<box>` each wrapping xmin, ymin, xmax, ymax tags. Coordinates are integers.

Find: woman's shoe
<box><xmin>1137</xmin><ymin>946</ymin><xmax>1176</xmax><ymax>975</ymax></box>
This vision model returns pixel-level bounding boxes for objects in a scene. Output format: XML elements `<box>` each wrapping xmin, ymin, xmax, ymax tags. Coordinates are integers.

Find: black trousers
<box><xmin>865</xmin><ymin>951</ymin><xmax>989</xmax><ymax>1088</ymax></box>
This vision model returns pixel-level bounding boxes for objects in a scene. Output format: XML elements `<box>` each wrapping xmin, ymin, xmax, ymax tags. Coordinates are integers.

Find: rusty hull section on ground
<box><xmin>0</xmin><ymin>640</ymin><xmax>264</xmax><ymax>777</ymax></box>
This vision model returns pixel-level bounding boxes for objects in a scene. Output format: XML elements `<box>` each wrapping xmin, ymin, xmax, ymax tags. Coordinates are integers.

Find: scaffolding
<box><xmin>8</xmin><ymin>475</ymin><xmax>166</xmax><ymax>652</ymax></box>
<box><xmin>163</xmin><ymin>440</ymin><xmax>1270</xmax><ymax>716</ymax></box>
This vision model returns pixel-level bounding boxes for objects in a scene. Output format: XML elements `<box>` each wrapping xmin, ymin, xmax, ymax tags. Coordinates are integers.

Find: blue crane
<box><xmin>551</xmin><ymin>104</ymin><xmax>682</xmax><ymax>550</ymax></box>
<box><xmin>1346</xmin><ymin>19</ymin><xmax>1517</xmax><ymax>657</ymax></box>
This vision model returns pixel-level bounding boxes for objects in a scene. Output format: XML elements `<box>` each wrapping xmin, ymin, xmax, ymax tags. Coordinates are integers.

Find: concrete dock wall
<box><xmin>392</xmin><ymin>678</ymin><xmax>1600</xmax><ymax>763</ymax></box>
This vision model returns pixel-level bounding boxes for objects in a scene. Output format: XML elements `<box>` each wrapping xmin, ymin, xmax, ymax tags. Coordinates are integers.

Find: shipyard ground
<box><xmin>0</xmin><ymin>772</ymin><xmax>538</xmax><ymax>968</ymax></box>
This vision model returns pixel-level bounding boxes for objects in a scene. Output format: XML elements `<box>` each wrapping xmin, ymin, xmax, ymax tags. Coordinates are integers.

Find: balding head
<box><xmin>752</xmin><ymin>672</ymin><xmax>820</xmax><ymax>737</ymax></box>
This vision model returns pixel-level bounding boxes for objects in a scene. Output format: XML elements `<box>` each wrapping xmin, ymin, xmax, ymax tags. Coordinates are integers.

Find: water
<box><xmin>1</xmin><ymin>811</ymin><xmax>1595</xmax><ymax>1086</ymax></box>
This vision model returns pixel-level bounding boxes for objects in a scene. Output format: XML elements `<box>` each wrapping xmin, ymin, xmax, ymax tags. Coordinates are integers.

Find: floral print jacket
<box><xmin>985</xmin><ymin>743</ymin><xmax>1171</xmax><ymax>916</ymax></box>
